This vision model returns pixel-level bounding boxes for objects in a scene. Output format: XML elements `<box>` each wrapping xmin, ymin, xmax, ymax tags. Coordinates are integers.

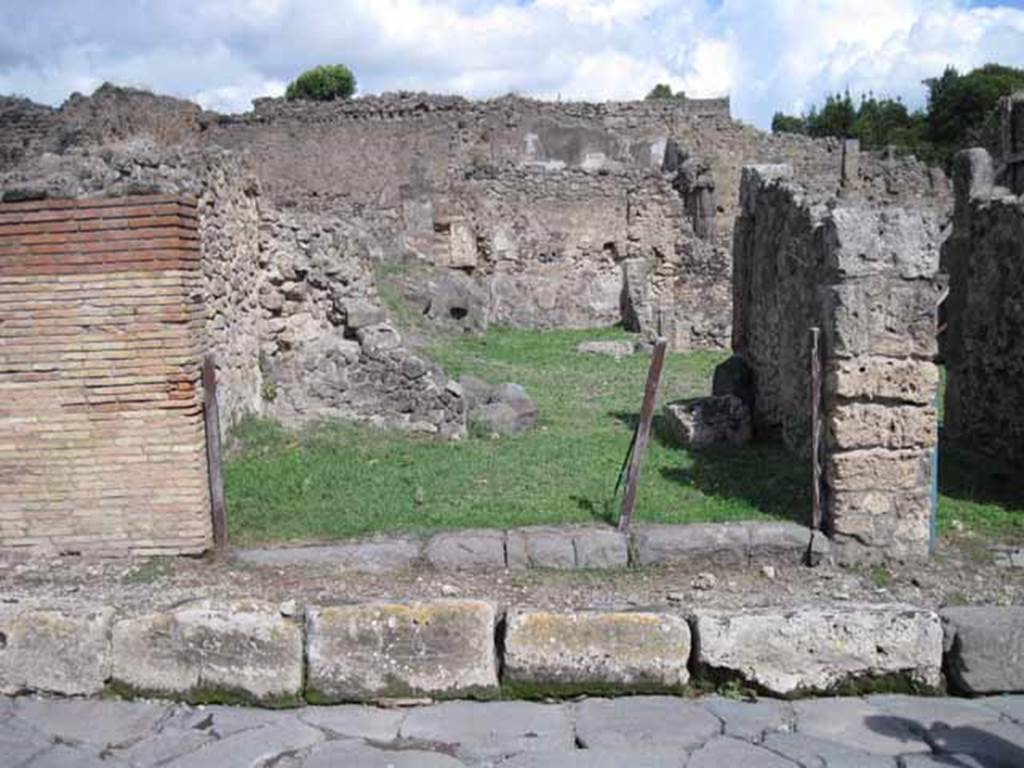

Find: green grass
<box><xmin>225</xmin><ymin>326</ymin><xmax>808</xmax><ymax>544</ymax></box>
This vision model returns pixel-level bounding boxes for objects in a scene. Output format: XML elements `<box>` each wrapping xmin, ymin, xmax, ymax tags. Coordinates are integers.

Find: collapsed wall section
<box><xmin>0</xmin><ymin>195</ymin><xmax>212</xmax><ymax>555</ymax></box>
<box><xmin>733</xmin><ymin>166</ymin><xmax>942</xmax><ymax>562</ymax></box>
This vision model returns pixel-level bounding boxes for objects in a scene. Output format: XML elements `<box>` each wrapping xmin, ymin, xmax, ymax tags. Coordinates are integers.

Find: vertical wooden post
<box><xmin>202</xmin><ymin>355</ymin><xmax>228</xmax><ymax>552</ymax></box>
<box><xmin>618</xmin><ymin>337</ymin><xmax>669</xmax><ymax>533</ymax></box>
<box><xmin>810</xmin><ymin>327</ymin><xmax>823</xmax><ymax>532</ymax></box>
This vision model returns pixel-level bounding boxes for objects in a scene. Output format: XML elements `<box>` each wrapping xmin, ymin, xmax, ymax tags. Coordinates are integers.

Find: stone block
<box><xmin>233</xmin><ymin>537</ymin><xmax>422</xmax><ymax>573</ymax></box>
<box><xmin>576</xmin><ymin>340</ymin><xmax>635</xmax><ymax>359</ymax></box>
<box><xmin>572</xmin><ymin>527</ymin><xmax>629</xmax><ymax>568</ymax></box>
<box><xmin>574</xmin><ymin>697</ymin><xmax>721</xmax><ymax>753</ymax></box>
<box><xmin>829</xmin><ymin>403</ymin><xmax>936</xmax><ymax>450</ymax></box>
<box><xmin>306</xmin><ymin>600</ymin><xmax>499</xmax><ymax>702</ymax></box>
<box><xmin>942</xmin><ymin>606</ymin><xmax>1024</xmax><ymax>694</ymax></box>
<box><xmin>507</xmin><ymin>527</ymin><xmax>577</xmax><ymax>569</ymax></box>
<box><xmin>633</xmin><ymin>523</ymin><xmax>749</xmax><ymax>567</ymax></box>
<box><xmin>344</xmin><ymin>299</ymin><xmax>386</xmax><ymax>330</ymax></box>
<box><xmin>110</xmin><ymin>599</ymin><xmax>303</xmax><ymax>706</ymax></box>
<box><xmin>824</xmin><ymin>206</ymin><xmax>940</xmax><ymax>280</ymax></box>
<box><xmin>827</xmin><ymin>448</ymin><xmax>932</xmax><ymax>492</ymax></box>
<box><xmin>827</xmin><ymin>277</ymin><xmax>939</xmax><ymax>359</ymax></box>
<box><xmin>827</xmin><ymin>357</ymin><xmax>938</xmax><ymax>405</ymax></box>
<box><xmin>791</xmin><ymin>698</ymin><xmax>932</xmax><ymax>756</ymax></box>
<box><xmin>0</xmin><ymin>605</ymin><xmax>113</xmax><ymax>696</ymax></box>
<box><xmin>712</xmin><ymin>354</ymin><xmax>755</xmax><ymax>410</ymax></box>
<box><xmin>692</xmin><ymin>604</ymin><xmax>943</xmax><ymax>695</ymax></box>
<box><xmin>688</xmin><ymin>737</ymin><xmax>796</xmax><ymax>768</ymax></box>
<box><xmin>663</xmin><ymin>395</ymin><xmax>751</xmax><ymax>449</ymax></box>
<box><xmin>425</xmin><ymin>530</ymin><xmax>506</xmax><ymax>570</ymax></box>
<box><xmin>503</xmin><ymin>611</ymin><xmax>691</xmax><ymax>694</ymax></box>
<box><xmin>445</xmin><ymin>221</ymin><xmax>478</xmax><ymax>269</ymax></box>
<box><xmin>748</xmin><ymin>522</ymin><xmax>830</xmax><ymax>566</ymax></box>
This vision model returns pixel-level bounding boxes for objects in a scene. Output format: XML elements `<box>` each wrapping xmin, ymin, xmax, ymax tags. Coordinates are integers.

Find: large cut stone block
<box><xmin>829</xmin><ymin>404</ymin><xmax>937</xmax><ymax>450</ymax></box>
<box><xmin>663</xmin><ymin>395</ymin><xmax>751</xmax><ymax>449</ymax></box>
<box><xmin>306</xmin><ymin>600</ymin><xmax>499</xmax><ymax>702</ymax></box>
<box><xmin>692</xmin><ymin>605</ymin><xmax>943</xmax><ymax>695</ymax></box>
<box><xmin>748</xmin><ymin>522</ymin><xmax>831</xmax><ymax>566</ymax></box>
<box><xmin>827</xmin><ymin>448</ymin><xmax>932</xmax><ymax>492</ymax></box>
<box><xmin>828</xmin><ymin>357</ymin><xmax>939</xmax><ymax>405</ymax></box>
<box><xmin>827</xmin><ymin>278</ymin><xmax>939</xmax><ymax>359</ymax></box>
<box><xmin>824</xmin><ymin>207</ymin><xmax>941</xmax><ymax>280</ymax></box>
<box><xmin>503</xmin><ymin>611</ymin><xmax>691</xmax><ymax>694</ymax></box>
<box><xmin>425</xmin><ymin>530</ymin><xmax>506</xmax><ymax>570</ymax></box>
<box><xmin>0</xmin><ymin>605</ymin><xmax>113</xmax><ymax>696</ymax></box>
<box><xmin>633</xmin><ymin>523</ymin><xmax>749</xmax><ymax>567</ymax></box>
<box><xmin>942</xmin><ymin>606</ymin><xmax>1024</xmax><ymax>694</ymax></box>
<box><xmin>110</xmin><ymin>599</ymin><xmax>303</xmax><ymax>706</ymax></box>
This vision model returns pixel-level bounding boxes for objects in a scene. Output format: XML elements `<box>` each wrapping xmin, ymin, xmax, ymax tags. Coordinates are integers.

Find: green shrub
<box><xmin>285</xmin><ymin>64</ymin><xmax>356</xmax><ymax>102</ymax></box>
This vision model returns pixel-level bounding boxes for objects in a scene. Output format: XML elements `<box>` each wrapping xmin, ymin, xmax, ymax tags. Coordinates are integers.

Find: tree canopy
<box><xmin>645</xmin><ymin>83</ymin><xmax>686</xmax><ymax>100</ymax></box>
<box><xmin>285</xmin><ymin>64</ymin><xmax>357</xmax><ymax>102</ymax></box>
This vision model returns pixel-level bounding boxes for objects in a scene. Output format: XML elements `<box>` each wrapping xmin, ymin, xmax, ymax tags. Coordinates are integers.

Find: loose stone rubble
<box><xmin>663</xmin><ymin>395</ymin><xmax>752</xmax><ymax>449</ymax></box>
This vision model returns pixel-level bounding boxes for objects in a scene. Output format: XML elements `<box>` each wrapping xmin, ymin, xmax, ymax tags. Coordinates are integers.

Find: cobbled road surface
<box><xmin>2</xmin><ymin>694</ymin><xmax>1024</xmax><ymax>766</ymax></box>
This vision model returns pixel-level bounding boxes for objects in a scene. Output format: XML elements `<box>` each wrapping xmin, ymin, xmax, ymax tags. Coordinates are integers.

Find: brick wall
<box><xmin>0</xmin><ymin>195</ymin><xmax>213</xmax><ymax>555</ymax></box>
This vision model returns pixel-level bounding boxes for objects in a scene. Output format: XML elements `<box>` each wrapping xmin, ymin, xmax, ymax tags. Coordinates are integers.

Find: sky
<box><xmin>1</xmin><ymin>0</ymin><xmax>1023</xmax><ymax>129</ymax></box>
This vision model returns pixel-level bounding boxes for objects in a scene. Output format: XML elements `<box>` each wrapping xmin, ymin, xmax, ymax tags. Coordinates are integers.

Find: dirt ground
<box><xmin>1</xmin><ymin>533</ymin><xmax>1021</xmax><ymax>617</ymax></box>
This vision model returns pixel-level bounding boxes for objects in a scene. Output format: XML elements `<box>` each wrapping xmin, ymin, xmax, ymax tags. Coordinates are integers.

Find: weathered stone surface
<box><xmin>693</xmin><ymin>605</ymin><xmax>943</xmax><ymax>695</ymax></box>
<box><xmin>305</xmin><ymin>600</ymin><xmax>499</xmax><ymax>702</ymax></box>
<box><xmin>829</xmin><ymin>489</ymin><xmax>932</xmax><ymax>561</ymax></box>
<box><xmin>296</xmin><ymin>706</ymin><xmax>405</xmax><ymax>742</ymax></box>
<box><xmin>506</xmin><ymin>527</ymin><xmax>577</xmax><ymax>569</ymax></box>
<box><xmin>571</xmin><ymin>527</ymin><xmax>629</xmax><ymax>568</ymax></box>
<box><xmin>575</xmin><ymin>697</ymin><xmax>721</xmax><ymax>753</ymax></box>
<box><xmin>0</xmin><ymin>605</ymin><xmax>113</xmax><ymax>696</ymax></box>
<box><xmin>633</xmin><ymin>523</ymin><xmax>749</xmax><ymax>567</ymax></box>
<box><xmin>942</xmin><ymin>606</ymin><xmax>1024</xmax><ymax>694</ymax></box>
<box><xmin>161</xmin><ymin>717</ymin><xmax>324</xmax><ymax>767</ymax></box>
<box><xmin>497</xmin><ymin>751</ymin><xmax>684</xmax><ymax>767</ymax></box>
<box><xmin>111</xmin><ymin>599</ymin><xmax>304</xmax><ymax>705</ymax></box>
<box><xmin>303</xmin><ymin>740</ymin><xmax>465</xmax><ymax>768</ymax></box>
<box><xmin>343</xmin><ymin>299</ymin><xmax>386</xmax><ymax>329</ymax></box>
<box><xmin>748</xmin><ymin>522</ymin><xmax>830</xmax><ymax>566</ymax></box>
<box><xmin>827</xmin><ymin>448</ymin><xmax>932</xmax><ymax>491</ymax></box>
<box><xmin>663</xmin><ymin>395</ymin><xmax>751</xmax><ymax>449</ymax></box>
<box><xmin>699</xmin><ymin>696</ymin><xmax>793</xmax><ymax>743</ymax></box>
<box><xmin>825</xmin><ymin>206</ymin><xmax>941</xmax><ymax>280</ymax></box>
<box><xmin>576</xmin><ymin>340</ymin><xmax>636</xmax><ymax>359</ymax></box>
<box><xmin>469</xmin><ymin>382</ymin><xmax>538</xmax><ymax>437</ymax></box>
<box><xmin>687</xmin><ymin>736</ymin><xmax>795</xmax><ymax>767</ymax></box>
<box><xmin>828</xmin><ymin>357</ymin><xmax>939</xmax><ymax>405</ymax></box>
<box><xmin>503</xmin><ymin>611</ymin><xmax>690</xmax><ymax>693</ymax></box>
<box><xmin>425</xmin><ymin>530</ymin><xmax>506</xmax><ymax>570</ymax></box>
<box><xmin>980</xmin><ymin>695</ymin><xmax>1024</xmax><ymax>724</ymax></box>
<box><xmin>792</xmin><ymin>697</ymin><xmax>931</xmax><ymax>756</ymax></box>
<box><xmin>10</xmin><ymin>698</ymin><xmax>171</xmax><ymax>749</ymax></box>
<box><xmin>760</xmin><ymin>731</ymin><xmax>896</xmax><ymax>767</ymax></box>
<box><xmin>865</xmin><ymin>694</ymin><xmax>1000</xmax><ymax>730</ymax></box>
<box><xmin>829</xmin><ymin>404</ymin><xmax>936</xmax><ymax>451</ymax></box>
<box><xmin>925</xmin><ymin>720</ymin><xmax>1024</xmax><ymax>767</ymax></box>
<box><xmin>712</xmin><ymin>354</ymin><xmax>755</xmax><ymax>410</ymax></box>
<box><xmin>400</xmin><ymin>701</ymin><xmax>574</xmax><ymax>761</ymax></box>
<box><xmin>233</xmin><ymin>537</ymin><xmax>422</xmax><ymax>573</ymax></box>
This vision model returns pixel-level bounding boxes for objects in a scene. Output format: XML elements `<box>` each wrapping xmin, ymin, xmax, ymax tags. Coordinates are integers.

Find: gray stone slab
<box><xmin>699</xmin><ymin>695</ymin><xmax>793</xmax><ymax>743</ymax></box>
<box><xmin>687</xmin><ymin>736</ymin><xmax>795</xmax><ymax>767</ymax></box>
<box><xmin>632</xmin><ymin>523</ymin><xmax>749</xmax><ymax>567</ymax></box>
<box><xmin>572</xmin><ymin>528</ymin><xmax>629</xmax><ymax>569</ymax></box>
<box><xmin>979</xmin><ymin>695</ymin><xmax>1024</xmax><ymax>724</ymax></box>
<box><xmin>749</xmin><ymin>522</ymin><xmax>831</xmax><ymax>565</ymax></box>
<box><xmin>865</xmin><ymin>694</ymin><xmax>1000</xmax><ymax>730</ymax></box>
<box><xmin>425</xmin><ymin>530</ymin><xmax>506</xmax><ymax>570</ymax></box>
<box><xmin>760</xmin><ymin>731</ymin><xmax>896</xmax><ymax>767</ymax></box>
<box><xmin>0</xmin><ymin>714</ymin><xmax>51</xmax><ymax>766</ymax></box>
<box><xmin>793</xmin><ymin>697</ymin><xmax>931</xmax><ymax>756</ymax></box>
<box><xmin>233</xmin><ymin>537</ymin><xmax>422</xmax><ymax>573</ymax></box>
<box><xmin>297</xmin><ymin>706</ymin><xmax>405</xmax><ymax>741</ymax></box>
<box><xmin>506</xmin><ymin>528</ymin><xmax>576</xmax><ymax>570</ymax></box>
<box><xmin>400</xmin><ymin>701</ymin><xmax>574</xmax><ymax>762</ymax></box>
<box><xmin>162</xmin><ymin>718</ymin><xmax>324</xmax><ymax>767</ymax></box>
<box><xmin>11</xmin><ymin>698</ymin><xmax>173</xmax><ymax>748</ymax></box>
<box><xmin>23</xmin><ymin>743</ymin><xmax>129</xmax><ymax>768</ymax></box>
<box><xmin>899</xmin><ymin>754</ymin><xmax>987</xmax><ymax>767</ymax></box>
<box><xmin>925</xmin><ymin>720</ymin><xmax>1024</xmax><ymax>767</ymax></box>
<box><xmin>497</xmin><ymin>751</ymin><xmax>684</xmax><ymax>767</ymax></box>
<box><xmin>574</xmin><ymin>696</ymin><xmax>720</xmax><ymax>753</ymax></box>
<box><xmin>302</xmin><ymin>739</ymin><xmax>466</xmax><ymax>767</ymax></box>
<box><xmin>941</xmin><ymin>606</ymin><xmax>1024</xmax><ymax>694</ymax></box>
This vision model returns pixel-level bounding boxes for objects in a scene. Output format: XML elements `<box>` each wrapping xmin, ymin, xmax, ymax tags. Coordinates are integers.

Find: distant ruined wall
<box><xmin>733</xmin><ymin>165</ymin><xmax>942</xmax><ymax>563</ymax></box>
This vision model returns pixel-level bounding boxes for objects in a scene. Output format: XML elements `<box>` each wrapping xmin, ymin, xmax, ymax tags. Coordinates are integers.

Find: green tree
<box><xmin>806</xmin><ymin>91</ymin><xmax>858</xmax><ymax>138</ymax></box>
<box><xmin>925</xmin><ymin>63</ymin><xmax>1024</xmax><ymax>149</ymax></box>
<box><xmin>645</xmin><ymin>83</ymin><xmax>685</xmax><ymax>100</ymax></box>
<box><xmin>285</xmin><ymin>64</ymin><xmax>357</xmax><ymax>102</ymax></box>
<box><xmin>771</xmin><ymin>111</ymin><xmax>807</xmax><ymax>135</ymax></box>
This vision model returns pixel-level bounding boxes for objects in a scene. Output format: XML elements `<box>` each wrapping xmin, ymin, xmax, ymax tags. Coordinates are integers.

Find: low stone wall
<box><xmin>6</xmin><ymin>597</ymin><xmax>1022</xmax><ymax>705</ymax></box>
<box><xmin>732</xmin><ymin>165</ymin><xmax>943</xmax><ymax>563</ymax></box>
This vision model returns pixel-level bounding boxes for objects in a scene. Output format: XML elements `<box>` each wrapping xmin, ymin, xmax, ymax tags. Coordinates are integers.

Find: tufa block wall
<box><xmin>733</xmin><ymin>166</ymin><xmax>942</xmax><ymax>563</ymax></box>
<box><xmin>0</xmin><ymin>195</ymin><xmax>212</xmax><ymax>555</ymax></box>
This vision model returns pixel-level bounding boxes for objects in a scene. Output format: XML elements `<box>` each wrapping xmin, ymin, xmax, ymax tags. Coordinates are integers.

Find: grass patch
<box><xmin>225</xmin><ymin>326</ymin><xmax>807</xmax><ymax>544</ymax></box>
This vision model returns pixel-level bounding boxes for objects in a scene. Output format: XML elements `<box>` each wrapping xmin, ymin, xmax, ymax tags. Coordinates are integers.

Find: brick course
<box><xmin>0</xmin><ymin>195</ymin><xmax>212</xmax><ymax>555</ymax></box>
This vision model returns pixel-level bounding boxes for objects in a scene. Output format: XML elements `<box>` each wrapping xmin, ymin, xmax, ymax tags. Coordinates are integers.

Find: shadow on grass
<box><xmin>570</xmin><ymin>495</ymin><xmax>618</xmax><ymax>526</ymax></box>
<box><xmin>611</xmin><ymin>410</ymin><xmax>810</xmax><ymax>526</ymax></box>
<box><xmin>939</xmin><ymin>436</ymin><xmax>1024</xmax><ymax>510</ymax></box>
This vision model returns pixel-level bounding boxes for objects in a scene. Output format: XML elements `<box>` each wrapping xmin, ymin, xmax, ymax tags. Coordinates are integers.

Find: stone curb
<box><xmin>4</xmin><ymin>600</ymin><xmax>1021</xmax><ymax>707</ymax></box>
<box><xmin>234</xmin><ymin>521</ymin><xmax>829</xmax><ymax>573</ymax></box>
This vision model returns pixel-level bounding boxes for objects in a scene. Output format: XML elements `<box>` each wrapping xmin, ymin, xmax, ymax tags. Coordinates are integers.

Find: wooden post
<box><xmin>202</xmin><ymin>355</ymin><xmax>228</xmax><ymax>552</ymax></box>
<box><xmin>810</xmin><ymin>327</ymin><xmax>823</xmax><ymax>532</ymax></box>
<box><xmin>618</xmin><ymin>337</ymin><xmax>668</xmax><ymax>533</ymax></box>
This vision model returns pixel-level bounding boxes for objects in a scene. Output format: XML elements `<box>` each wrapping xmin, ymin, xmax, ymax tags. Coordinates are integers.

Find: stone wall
<box><xmin>0</xmin><ymin>195</ymin><xmax>212</xmax><ymax>555</ymax></box>
<box><xmin>943</xmin><ymin>144</ymin><xmax>1024</xmax><ymax>469</ymax></box>
<box><xmin>733</xmin><ymin>165</ymin><xmax>942</xmax><ymax>563</ymax></box>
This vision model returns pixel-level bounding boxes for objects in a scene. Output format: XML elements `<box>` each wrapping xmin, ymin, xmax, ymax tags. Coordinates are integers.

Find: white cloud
<box><xmin>0</xmin><ymin>0</ymin><xmax>1022</xmax><ymax>127</ymax></box>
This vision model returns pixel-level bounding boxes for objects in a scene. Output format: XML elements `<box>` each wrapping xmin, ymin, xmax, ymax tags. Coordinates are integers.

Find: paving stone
<box><xmin>979</xmin><ymin>696</ymin><xmax>1024</xmax><ymax>724</ymax></box>
<box><xmin>400</xmin><ymin>701</ymin><xmax>574</xmax><ymax>762</ymax></box>
<box><xmin>306</xmin><ymin>600</ymin><xmax>499</xmax><ymax>702</ymax></box>
<box><xmin>748</xmin><ymin>522</ymin><xmax>831</xmax><ymax>566</ymax></box>
<box><xmin>425</xmin><ymin>530</ymin><xmax>507</xmax><ymax>570</ymax></box>
<box><xmin>496</xmin><ymin>750</ymin><xmax>684</xmax><ymax>767</ymax></box>
<box><xmin>111</xmin><ymin>598</ymin><xmax>304</xmax><ymax>705</ymax></box>
<box><xmin>759</xmin><ymin>731</ymin><xmax>896</xmax><ymax>767</ymax></box>
<box><xmin>0</xmin><ymin>714</ymin><xmax>51</xmax><ymax>766</ymax></box>
<box><xmin>699</xmin><ymin>695</ymin><xmax>793</xmax><ymax>742</ymax></box>
<box><xmin>11</xmin><ymin>698</ymin><xmax>173</xmax><ymax>748</ymax></box>
<box><xmin>506</xmin><ymin>527</ymin><xmax>577</xmax><ymax>569</ymax></box>
<box><xmin>899</xmin><ymin>754</ymin><xmax>987</xmax><ymax>767</ymax></box>
<box><xmin>302</xmin><ymin>739</ymin><xmax>466</xmax><ymax>767</ymax></box>
<box><xmin>693</xmin><ymin>604</ymin><xmax>943</xmax><ymax>695</ymax></box>
<box><xmin>865</xmin><ymin>694</ymin><xmax>1000</xmax><ymax>730</ymax></box>
<box><xmin>572</xmin><ymin>527</ymin><xmax>629</xmax><ymax>569</ymax></box>
<box><xmin>23</xmin><ymin>743</ymin><xmax>129</xmax><ymax>767</ymax></box>
<box><xmin>503</xmin><ymin>610</ymin><xmax>690</xmax><ymax>694</ymax></box>
<box><xmin>793</xmin><ymin>697</ymin><xmax>931</xmax><ymax>756</ymax></box>
<box><xmin>297</xmin><ymin>706</ymin><xmax>405</xmax><ymax>741</ymax></box>
<box><xmin>925</xmin><ymin>720</ymin><xmax>1024</xmax><ymax>767</ymax></box>
<box><xmin>687</xmin><ymin>736</ymin><xmax>795</xmax><ymax>767</ymax></box>
<box><xmin>941</xmin><ymin>606</ymin><xmax>1024</xmax><ymax>694</ymax></box>
<box><xmin>233</xmin><ymin>538</ymin><xmax>422</xmax><ymax>573</ymax></box>
<box><xmin>632</xmin><ymin>523</ymin><xmax>749</xmax><ymax>567</ymax></box>
<box><xmin>0</xmin><ymin>605</ymin><xmax>114</xmax><ymax>696</ymax></box>
<box><xmin>574</xmin><ymin>697</ymin><xmax>721</xmax><ymax>754</ymax></box>
<box><xmin>162</xmin><ymin>718</ymin><xmax>324</xmax><ymax>767</ymax></box>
